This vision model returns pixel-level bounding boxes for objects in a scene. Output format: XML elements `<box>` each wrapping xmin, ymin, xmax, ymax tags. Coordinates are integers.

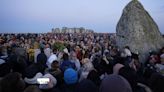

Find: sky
<box><xmin>0</xmin><ymin>0</ymin><xmax>164</xmax><ymax>33</ymax></box>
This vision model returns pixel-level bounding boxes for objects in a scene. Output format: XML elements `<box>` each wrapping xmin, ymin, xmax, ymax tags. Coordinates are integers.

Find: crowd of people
<box><xmin>0</xmin><ymin>33</ymin><xmax>164</xmax><ymax>92</ymax></box>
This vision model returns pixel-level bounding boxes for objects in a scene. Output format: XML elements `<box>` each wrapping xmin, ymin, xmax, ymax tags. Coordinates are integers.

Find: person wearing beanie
<box><xmin>64</xmin><ymin>68</ymin><xmax>78</xmax><ymax>85</ymax></box>
<box><xmin>60</xmin><ymin>68</ymin><xmax>78</xmax><ymax>92</ymax></box>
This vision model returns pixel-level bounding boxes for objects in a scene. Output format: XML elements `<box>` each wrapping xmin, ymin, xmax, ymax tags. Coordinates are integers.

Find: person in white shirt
<box><xmin>47</xmin><ymin>48</ymin><xmax>58</xmax><ymax>69</ymax></box>
<box><xmin>44</xmin><ymin>44</ymin><xmax>52</xmax><ymax>58</ymax></box>
<box><xmin>70</xmin><ymin>51</ymin><xmax>81</xmax><ymax>72</ymax></box>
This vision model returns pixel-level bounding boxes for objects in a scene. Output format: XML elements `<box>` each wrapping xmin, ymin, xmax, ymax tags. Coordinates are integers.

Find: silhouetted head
<box><xmin>149</xmin><ymin>73</ymin><xmax>164</xmax><ymax>92</ymax></box>
<box><xmin>24</xmin><ymin>85</ymin><xmax>42</xmax><ymax>92</ymax></box>
<box><xmin>40</xmin><ymin>47</ymin><xmax>44</xmax><ymax>53</ymax></box>
<box><xmin>0</xmin><ymin>72</ymin><xmax>26</xmax><ymax>92</ymax></box>
<box><xmin>76</xmin><ymin>79</ymin><xmax>98</xmax><ymax>92</ymax></box>
<box><xmin>100</xmin><ymin>74</ymin><xmax>132</xmax><ymax>92</ymax></box>
<box><xmin>63</xmin><ymin>53</ymin><xmax>69</xmax><ymax>61</ymax></box>
<box><xmin>118</xmin><ymin>67</ymin><xmax>137</xmax><ymax>91</ymax></box>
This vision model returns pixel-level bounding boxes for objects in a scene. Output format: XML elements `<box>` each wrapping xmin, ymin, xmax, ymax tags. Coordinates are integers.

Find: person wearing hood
<box><xmin>60</xmin><ymin>68</ymin><xmax>78</xmax><ymax>92</ymax></box>
<box><xmin>75</xmin><ymin>79</ymin><xmax>98</xmax><ymax>92</ymax></box>
<box><xmin>100</xmin><ymin>74</ymin><xmax>132</xmax><ymax>92</ymax></box>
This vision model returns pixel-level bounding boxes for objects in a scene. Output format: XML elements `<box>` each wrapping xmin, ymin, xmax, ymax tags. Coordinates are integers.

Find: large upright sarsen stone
<box><xmin>116</xmin><ymin>0</ymin><xmax>164</xmax><ymax>62</ymax></box>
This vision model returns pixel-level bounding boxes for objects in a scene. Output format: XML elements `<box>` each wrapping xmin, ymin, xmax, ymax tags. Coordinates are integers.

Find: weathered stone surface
<box><xmin>52</xmin><ymin>27</ymin><xmax>94</xmax><ymax>33</ymax></box>
<box><xmin>116</xmin><ymin>0</ymin><xmax>164</xmax><ymax>63</ymax></box>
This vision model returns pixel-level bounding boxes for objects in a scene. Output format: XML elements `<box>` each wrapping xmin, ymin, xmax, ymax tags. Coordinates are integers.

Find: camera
<box><xmin>37</xmin><ymin>78</ymin><xmax>50</xmax><ymax>84</ymax></box>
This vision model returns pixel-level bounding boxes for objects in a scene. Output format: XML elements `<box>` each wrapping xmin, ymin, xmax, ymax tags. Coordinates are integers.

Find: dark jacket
<box><xmin>60</xmin><ymin>60</ymin><xmax>75</xmax><ymax>72</ymax></box>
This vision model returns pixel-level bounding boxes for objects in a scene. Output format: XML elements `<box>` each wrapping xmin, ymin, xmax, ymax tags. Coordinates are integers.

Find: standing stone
<box><xmin>116</xmin><ymin>0</ymin><xmax>164</xmax><ymax>63</ymax></box>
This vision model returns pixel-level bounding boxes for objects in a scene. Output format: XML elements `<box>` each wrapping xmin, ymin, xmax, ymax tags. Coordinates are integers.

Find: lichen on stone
<box><xmin>116</xmin><ymin>0</ymin><xmax>164</xmax><ymax>63</ymax></box>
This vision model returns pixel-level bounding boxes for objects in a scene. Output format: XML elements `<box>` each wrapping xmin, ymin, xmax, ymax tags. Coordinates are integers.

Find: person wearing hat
<box><xmin>64</xmin><ymin>68</ymin><xmax>78</xmax><ymax>85</ymax></box>
<box><xmin>60</xmin><ymin>68</ymin><xmax>78</xmax><ymax>92</ymax></box>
